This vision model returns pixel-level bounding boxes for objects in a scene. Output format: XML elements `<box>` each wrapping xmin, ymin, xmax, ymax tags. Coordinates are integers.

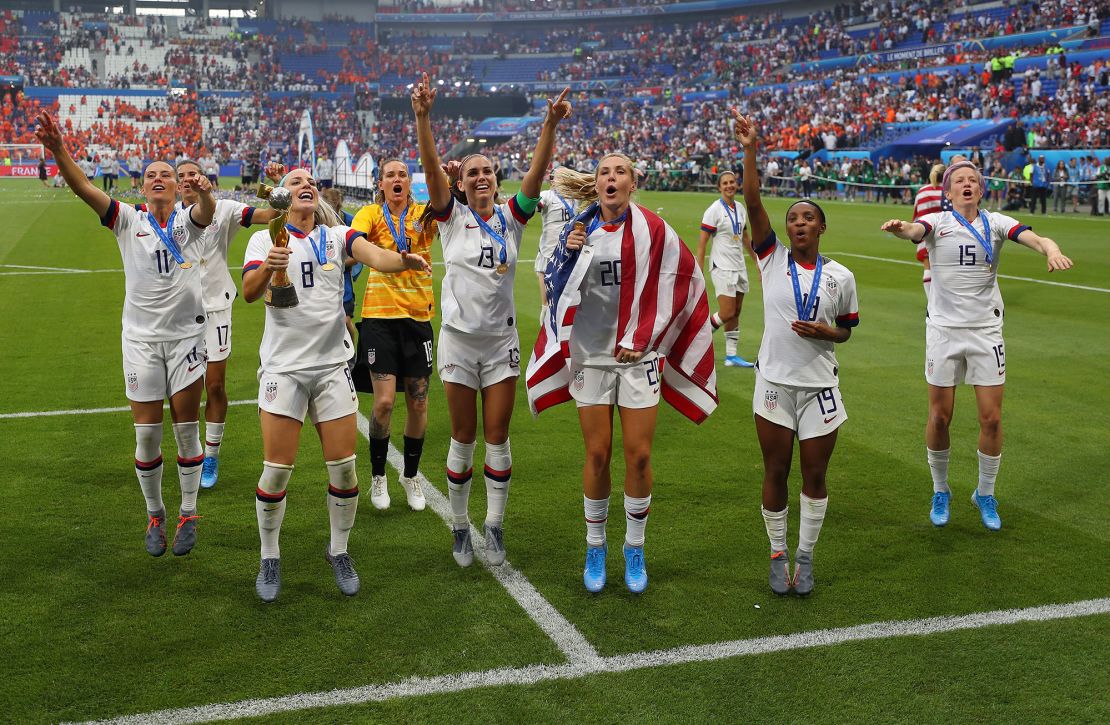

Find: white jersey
<box><xmin>102</xmin><ymin>200</ymin><xmax>208</xmax><ymax>342</ymax></box>
<box><xmin>700</xmin><ymin>197</ymin><xmax>748</xmax><ymax>271</ymax></box>
<box><xmin>202</xmin><ymin>156</ymin><xmax>219</xmax><ymax>175</ymax></box>
<box><xmin>79</xmin><ymin>159</ymin><xmax>95</xmax><ymax>177</ymax></box>
<box><xmin>754</xmin><ymin>232</ymin><xmax>859</xmax><ymax>389</ymax></box>
<box><xmin>537</xmin><ymin>189</ymin><xmax>575</xmax><ymax>268</ymax></box>
<box><xmin>315</xmin><ymin>158</ymin><xmax>335</xmax><ymax>181</ymax></box>
<box><xmin>434</xmin><ymin>195</ymin><xmax>532</xmax><ymax>335</ymax></box>
<box><xmin>569</xmin><ymin>222</ymin><xmax>624</xmax><ymax>365</ymax></box>
<box><xmin>243</xmin><ymin>223</ymin><xmax>362</xmax><ymax>373</ymax></box>
<box><xmin>127</xmin><ymin>156</ymin><xmax>141</xmax><ymax>174</ymax></box>
<box><xmin>178</xmin><ymin>199</ymin><xmax>255</xmax><ymax>312</ymax></box>
<box><xmin>917</xmin><ymin>210</ymin><xmax>1028</xmax><ymax>328</ymax></box>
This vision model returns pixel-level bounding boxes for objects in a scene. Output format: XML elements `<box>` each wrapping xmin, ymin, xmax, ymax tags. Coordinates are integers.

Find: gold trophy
<box><xmin>257</xmin><ymin>182</ymin><xmax>298</xmax><ymax>308</ymax></box>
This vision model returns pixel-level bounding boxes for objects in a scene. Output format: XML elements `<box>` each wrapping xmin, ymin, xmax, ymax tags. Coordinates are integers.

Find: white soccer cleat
<box><xmin>369</xmin><ymin>474</ymin><xmax>390</xmax><ymax>510</ymax></box>
<box><xmin>399</xmin><ymin>475</ymin><xmax>426</xmax><ymax>511</ymax></box>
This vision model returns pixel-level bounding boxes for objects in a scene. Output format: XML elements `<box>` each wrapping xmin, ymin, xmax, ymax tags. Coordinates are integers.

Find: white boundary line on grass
<box><xmin>0</xmin><ymin>399</ymin><xmax>256</xmax><ymax>420</ymax></box>
<box><xmin>75</xmin><ymin>597</ymin><xmax>1110</xmax><ymax>724</ymax></box>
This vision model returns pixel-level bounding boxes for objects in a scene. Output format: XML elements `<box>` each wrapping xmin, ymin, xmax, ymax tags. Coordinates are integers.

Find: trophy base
<box><xmin>265</xmin><ymin>283</ymin><xmax>299</xmax><ymax>308</ymax></box>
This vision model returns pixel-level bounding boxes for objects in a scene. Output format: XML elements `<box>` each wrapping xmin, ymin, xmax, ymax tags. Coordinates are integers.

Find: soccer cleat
<box><xmin>930</xmin><ymin>491</ymin><xmax>951</xmax><ymax>527</ymax></box>
<box><xmin>171</xmin><ymin>512</ymin><xmax>201</xmax><ymax>556</ymax></box>
<box><xmin>145</xmin><ymin>509</ymin><xmax>167</xmax><ymax>557</ymax></box>
<box><xmin>200</xmin><ymin>456</ymin><xmax>219</xmax><ymax>489</ymax></box>
<box><xmin>724</xmin><ymin>355</ymin><xmax>755</xmax><ymax>368</ymax></box>
<box><xmin>399</xmin><ymin>475</ymin><xmax>426</xmax><ymax>511</ymax></box>
<box><xmin>793</xmin><ymin>550</ymin><xmax>814</xmax><ymax>596</ymax></box>
<box><xmin>484</xmin><ymin>525</ymin><xmax>506</xmax><ymax>566</ymax></box>
<box><xmin>452</xmin><ymin>526</ymin><xmax>474</xmax><ymax>567</ymax></box>
<box><xmin>583</xmin><ymin>544</ymin><xmax>607</xmax><ymax>593</ymax></box>
<box><xmin>769</xmin><ymin>549</ymin><xmax>791</xmax><ymax>595</ymax></box>
<box><xmin>971</xmin><ymin>490</ymin><xmax>1002</xmax><ymax>531</ymax></box>
<box><xmin>369</xmin><ymin>474</ymin><xmax>390</xmax><ymax>510</ymax></box>
<box><xmin>255</xmin><ymin>558</ymin><xmax>281</xmax><ymax>602</ymax></box>
<box><xmin>324</xmin><ymin>546</ymin><xmax>361</xmax><ymax>596</ymax></box>
<box><xmin>623</xmin><ymin>543</ymin><xmax>648</xmax><ymax>594</ymax></box>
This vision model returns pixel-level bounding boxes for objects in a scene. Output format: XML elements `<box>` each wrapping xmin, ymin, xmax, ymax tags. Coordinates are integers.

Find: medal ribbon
<box><xmin>586</xmin><ymin>209</ymin><xmax>628</xmax><ymax>237</ymax></box>
<box><xmin>470</xmin><ymin>207</ymin><xmax>508</xmax><ymax>265</ymax></box>
<box><xmin>788</xmin><ymin>253</ymin><xmax>823</xmax><ymax>322</ymax></box>
<box><xmin>383</xmin><ymin>203</ymin><xmax>410</xmax><ymax>253</ymax></box>
<box><xmin>289</xmin><ymin>224</ymin><xmax>328</xmax><ymax>266</ymax></box>
<box><xmin>148</xmin><ymin>210</ymin><xmax>184</xmax><ymax>264</ymax></box>
<box><xmin>553</xmin><ymin>191</ymin><xmax>574</xmax><ymax>218</ymax></box>
<box><xmin>952</xmin><ymin>210</ymin><xmax>994</xmax><ymax>265</ymax></box>
<box><xmin>719</xmin><ymin>198</ymin><xmax>740</xmax><ymax>236</ymax></box>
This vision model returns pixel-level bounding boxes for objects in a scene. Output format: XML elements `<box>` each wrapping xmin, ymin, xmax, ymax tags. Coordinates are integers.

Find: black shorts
<box><xmin>319</xmin><ymin>179</ymin><xmax>334</xmax><ymax>189</ymax></box>
<box><xmin>352</xmin><ymin>318</ymin><xmax>433</xmax><ymax>393</ymax></box>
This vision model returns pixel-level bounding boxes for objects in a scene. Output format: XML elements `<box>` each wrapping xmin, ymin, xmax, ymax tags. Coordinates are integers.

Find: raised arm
<box><xmin>186</xmin><ymin>175</ymin><xmax>216</xmax><ymax>227</ymax></box>
<box><xmin>412</xmin><ymin>72</ymin><xmax>451</xmax><ymax>212</ymax></box>
<box><xmin>1015</xmin><ymin>229</ymin><xmax>1073</xmax><ymax>272</ymax></box>
<box><xmin>732</xmin><ymin>110</ymin><xmax>771</xmax><ymax>245</ymax></box>
<box><xmin>34</xmin><ymin>111</ymin><xmax>111</xmax><ymax>218</ymax></box>
<box><xmin>520</xmin><ymin>88</ymin><xmax>572</xmax><ymax>200</ymax></box>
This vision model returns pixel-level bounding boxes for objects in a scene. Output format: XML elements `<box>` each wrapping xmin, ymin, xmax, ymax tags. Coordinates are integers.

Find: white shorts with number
<box><xmin>258</xmin><ymin>363</ymin><xmax>358</xmax><ymax>424</ymax></box>
<box><xmin>437</xmin><ymin>326</ymin><xmax>521</xmax><ymax>390</ymax></box>
<box><xmin>570</xmin><ymin>354</ymin><xmax>662</xmax><ymax>408</ymax></box>
<box><xmin>122</xmin><ymin>331</ymin><xmax>207</xmax><ymax>402</ymax></box>
<box><xmin>710</xmin><ymin>265</ymin><xmax>749</xmax><ymax>297</ymax></box>
<box><xmin>204</xmin><ymin>307</ymin><xmax>233</xmax><ymax>363</ymax></box>
<box><xmin>926</xmin><ymin>322</ymin><xmax>1005</xmax><ymax>387</ymax></box>
<box><xmin>753</xmin><ymin>370</ymin><xmax>846</xmax><ymax>440</ymax></box>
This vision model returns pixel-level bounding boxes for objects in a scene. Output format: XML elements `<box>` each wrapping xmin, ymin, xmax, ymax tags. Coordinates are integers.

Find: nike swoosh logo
<box><xmin>999</xmin><ymin>370</ymin><xmax>1005</xmax><ymax>375</ymax></box>
<box><xmin>824</xmin><ymin>415</ymin><xmax>837</xmax><ymax>424</ymax></box>
<box><xmin>938</xmin><ymin>231</ymin><xmax>953</xmax><ymax>237</ymax></box>
<box><xmin>336</xmin><ymin>502</ymin><xmax>352</xmax><ymax>507</ymax></box>
<box><xmin>465</xmin><ymin>224</ymin><xmax>480</xmax><ymax>229</ymax></box>
<box><xmin>137</xmin><ymin>232</ymin><xmax>150</xmax><ymax>237</ymax></box>
<box><xmin>219</xmin><ymin>347</ymin><xmax>229</xmax><ymax>352</ymax></box>
<box><xmin>187</xmin><ymin>364</ymin><xmax>201</xmax><ymax>373</ymax></box>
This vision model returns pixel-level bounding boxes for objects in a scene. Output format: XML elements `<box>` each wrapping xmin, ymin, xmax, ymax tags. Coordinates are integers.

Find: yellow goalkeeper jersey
<box><xmin>351</xmin><ymin>202</ymin><xmax>436</xmax><ymax>321</ymax></box>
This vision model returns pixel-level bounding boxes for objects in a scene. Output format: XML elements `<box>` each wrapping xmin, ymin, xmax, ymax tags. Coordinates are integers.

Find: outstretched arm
<box><xmin>520</xmin><ymin>88</ymin><xmax>572</xmax><ymax>199</ymax></box>
<box><xmin>412</xmin><ymin>72</ymin><xmax>451</xmax><ymax>212</ymax></box>
<box><xmin>35</xmin><ymin>111</ymin><xmax>111</xmax><ymax>218</ymax></box>
<box><xmin>350</xmin><ymin>237</ymin><xmax>433</xmax><ymax>274</ymax></box>
<box><xmin>1015</xmin><ymin>229</ymin><xmax>1073</xmax><ymax>272</ymax></box>
<box><xmin>879</xmin><ymin>218</ymin><xmax>927</xmax><ymax>241</ymax></box>
<box><xmin>732</xmin><ymin>110</ymin><xmax>771</xmax><ymax>245</ymax></box>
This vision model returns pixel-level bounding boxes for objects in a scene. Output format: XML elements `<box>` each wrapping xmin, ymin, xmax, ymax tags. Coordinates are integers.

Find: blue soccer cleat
<box><xmin>583</xmin><ymin>544</ymin><xmax>607</xmax><ymax>593</ymax></box>
<box><xmin>930</xmin><ymin>491</ymin><xmax>951</xmax><ymax>527</ymax></box>
<box><xmin>623</xmin><ymin>543</ymin><xmax>648</xmax><ymax>594</ymax></box>
<box><xmin>971</xmin><ymin>490</ymin><xmax>1002</xmax><ymax>531</ymax></box>
<box><xmin>200</xmin><ymin>456</ymin><xmax>218</xmax><ymax>489</ymax></box>
<box><xmin>724</xmin><ymin>355</ymin><xmax>755</xmax><ymax>368</ymax></box>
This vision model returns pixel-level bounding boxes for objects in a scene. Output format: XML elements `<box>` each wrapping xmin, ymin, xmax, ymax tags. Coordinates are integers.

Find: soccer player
<box><xmin>696</xmin><ymin>171</ymin><xmax>756</xmax><ymax>367</ymax></box>
<box><xmin>412</xmin><ymin>72</ymin><xmax>570</xmax><ymax>567</ymax></box>
<box><xmin>912</xmin><ymin>163</ymin><xmax>946</xmax><ymax>295</ymax></box>
<box><xmin>881</xmin><ymin>160</ymin><xmax>1072</xmax><ymax>531</ymax></box>
<box><xmin>242</xmin><ymin>168</ymin><xmax>431</xmax><ymax>602</ymax></box>
<box><xmin>128</xmin><ymin>149</ymin><xmax>142</xmax><ymax>191</ymax></box>
<box><xmin>527</xmin><ymin>154</ymin><xmax>717</xmax><ymax>594</ymax></box>
<box><xmin>35</xmin><ymin>110</ymin><xmax>216</xmax><ymax>558</ymax></box>
<box><xmin>735</xmin><ymin>112</ymin><xmax>860</xmax><ymax>596</ymax></box>
<box><xmin>176</xmin><ymin>159</ymin><xmax>281</xmax><ymax>489</ymax></box>
<box><xmin>535</xmin><ymin>173</ymin><xmax>576</xmax><ymax>316</ymax></box>
<box><xmin>349</xmin><ymin>159</ymin><xmax>436</xmax><ymax>512</ymax></box>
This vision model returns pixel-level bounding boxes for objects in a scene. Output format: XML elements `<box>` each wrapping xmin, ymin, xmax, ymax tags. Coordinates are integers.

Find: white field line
<box><xmin>832</xmin><ymin>252</ymin><xmax>1110</xmax><ymax>294</ymax></box>
<box><xmin>354</xmin><ymin>410</ymin><xmax>599</xmax><ymax>665</ymax></box>
<box><xmin>0</xmin><ymin>263</ymin><xmax>90</xmax><ymax>272</ymax></box>
<box><xmin>0</xmin><ymin>399</ymin><xmax>256</xmax><ymax>420</ymax></box>
<box><xmin>74</xmin><ymin>596</ymin><xmax>1110</xmax><ymax>725</ymax></box>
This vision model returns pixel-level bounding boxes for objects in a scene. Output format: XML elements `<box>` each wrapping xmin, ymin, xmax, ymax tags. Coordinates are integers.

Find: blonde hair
<box><xmin>929</xmin><ymin>163</ymin><xmax>946</xmax><ymax>185</ymax></box>
<box><xmin>281</xmin><ymin>169</ymin><xmax>342</xmax><ymax>228</ymax></box>
<box><xmin>551</xmin><ymin>153</ymin><xmax>638</xmax><ymax>204</ymax></box>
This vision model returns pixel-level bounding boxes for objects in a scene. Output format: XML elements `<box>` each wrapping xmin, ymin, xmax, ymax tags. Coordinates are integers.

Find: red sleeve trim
<box><xmin>243</xmin><ymin>260</ymin><xmax>263</xmax><ymax>273</ymax></box>
<box><xmin>508</xmin><ymin>195</ymin><xmax>533</xmax><ymax>224</ymax></box>
<box><xmin>100</xmin><ymin>200</ymin><xmax>120</xmax><ymax>229</ymax></box>
<box><xmin>431</xmin><ymin>196</ymin><xmax>454</xmax><ymax>222</ymax></box>
<box><xmin>240</xmin><ymin>206</ymin><xmax>256</xmax><ymax>227</ymax></box>
<box><xmin>345</xmin><ymin>229</ymin><xmax>365</xmax><ymax>256</ymax></box>
<box><xmin>700</xmin><ymin>224</ymin><xmax>717</xmax><ymax>233</ymax></box>
<box><xmin>1008</xmin><ymin>224</ymin><xmax>1031</xmax><ymax>241</ymax></box>
<box><xmin>754</xmin><ymin>231</ymin><xmax>777</xmax><ymax>260</ymax></box>
<box><xmin>836</xmin><ymin>312</ymin><xmax>860</xmax><ymax>329</ymax></box>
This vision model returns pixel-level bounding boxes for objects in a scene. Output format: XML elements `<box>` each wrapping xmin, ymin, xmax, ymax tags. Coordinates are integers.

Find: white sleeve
<box><xmin>989</xmin><ymin>212</ymin><xmax>1028</xmax><ymax>242</ymax></box>
<box><xmin>700</xmin><ymin>204</ymin><xmax>718</xmax><ymax>231</ymax></box>
<box><xmin>243</xmin><ymin>230</ymin><xmax>271</xmax><ymax>271</ymax></box>
<box><xmin>835</xmin><ymin>271</ymin><xmax>860</xmax><ymax>328</ymax></box>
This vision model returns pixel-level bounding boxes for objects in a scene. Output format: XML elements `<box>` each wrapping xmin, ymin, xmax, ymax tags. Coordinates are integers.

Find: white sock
<box><xmin>134</xmin><ymin>423</ymin><xmax>165</xmax><ymax>514</ymax></box>
<box><xmin>326</xmin><ymin>455</ymin><xmax>359</xmax><ymax>555</ymax></box>
<box><xmin>761</xmin><ymin>506</ymin><xmax>788</xmax><ymax>552</ymax></box>
<box><xmin>584</xmin><ymin>495</ymin><xmax>609</xmax><ymax>547</ymax></box>
<box><xmin>204</xmin><ymin>421</ymin><xmax>225</xmax><ymax>459</ymax></box>
<box><xmin>623</xmin><ymin>493</ymin><xmax>651</xmax><ymax>547</ymax></box>
<box><xmin>927</xmin><ymin>447</ymin><xmax>951</xmax><ymax>493</ymax></box>
<box><xmin>725</xmin><ymin>330</ymin><xmax>739</xmax><ymax>357</ymax></box>
<box><xmin>172</xmin><ymin>422</ymin><xmax>202</xmax><ymax>514</ymax></box>
<box><xmin>483</xmin><ymin>439</ymin><xmax>512</xmax><ymax>528</ymax></box>
<box><xmin>797</xmin><ymin>493</ymin><xmax>828</xmax><ymax>555</ymax></box>
<box><xmin>710</xmin><ymin>312</ymin><xmax>723</xmax><ymax>330</ymax></box>
<box><xmin>977</xmin><ymin>450</ymin><xmax>1001</xmax><ymax>497</ymax></box>
<box><xmin>256</xmin><ymin>461</ymin><xmax>292</xmax><ymax>559</ymax></box>
<box><xmin>446</xmin><ymin>438</ymin><xmax>476</xmax><ymax>529</ymax></box>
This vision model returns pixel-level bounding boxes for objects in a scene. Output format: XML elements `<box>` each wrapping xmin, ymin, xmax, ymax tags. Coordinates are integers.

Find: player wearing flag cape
<box><xmin>881</xmin><ymin>161</ymin><xmax>1072</xmax><ymax>532</ymax></box>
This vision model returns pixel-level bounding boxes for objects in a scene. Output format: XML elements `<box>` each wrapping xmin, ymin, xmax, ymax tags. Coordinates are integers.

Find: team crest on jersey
<box><xmin>573</xmin><ymin>369</ymin><xmax>585</xmax><ymax>391</ymax></box>
<box><xmin>825</xmin><ymin>276</ymin><xmax>838</xmax><ymax>293</ymax></box>
<box><xmin>366</xmin><ymin>348</ymin><xmax>376</xmax><ymax>365</ymax></box>
<box><xmin>126</xmin><ymin>372</ymin><xmax>138</xmax><ymax>392</ymax></box>
<box><xmin>325</xmin><ymin>239</ymin><xmax>336</xmax><ymax>259</ymax></box>
<box><xmin>264</xmin><ymin>381</ymin><xmax>278</xmax><ymax>402</ymax></box>
<box><xmin>443</xmin><ymin>364</ymin><xmax>455</xmax><ymax>373</ymax></box>
<box><xmin>927</xmin><ymin>359</ymin><xmax>934</xmax><ymax>376</ymax></box>
<box><xmin>412</xmin><ymin>220</ymin><xmax>423</xmax><ymax>233</ymax></box>
<box><xmin>172</xmin><ymin>224</ymin><xmax>186</xmax><ymax>244</ymax></box>
<box><xmin>764</xmin><ymin>390</ymin><xmax>778</xmax><ymax>411</ymax></box>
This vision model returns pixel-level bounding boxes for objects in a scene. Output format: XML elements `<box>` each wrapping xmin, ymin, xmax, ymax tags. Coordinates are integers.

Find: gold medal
<box><xmin>321</xmin><ymin>263</ymin><xmax>336</xmax><ymax>271</ymax></box>
<box><xmin>496</xmin><ymin>263</ymin><xmax>508</xmax><ymax>275</ymax></box>
<box><xmin>179</xmin><ymin>261</ymin><xmax>193</xmax><ymax>269</ymax></box>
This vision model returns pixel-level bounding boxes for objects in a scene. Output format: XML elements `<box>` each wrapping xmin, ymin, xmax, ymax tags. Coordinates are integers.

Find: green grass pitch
<box><xmin>1</xmin><ymin>178</ymin><xmax>1108</xmax><ymax>723</ymax></box>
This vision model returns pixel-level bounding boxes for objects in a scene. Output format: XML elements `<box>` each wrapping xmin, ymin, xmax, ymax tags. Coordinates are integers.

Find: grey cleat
<box><xmin>171</xmin><ymin>511</ymin><xmax>200</xmax><ymax>556</ymax></box>
<box><xmin>484</xmin><ymin>525</ymin><xmax>506</xmax><ymax>566</ymax></box>
<box><xmin>145</xmin><ymin>509</ymin><xmax>167</xmax><ymax>557</ymax></box>
<box><xmin>793</xmin><ymin>550</ymin><xmax>814</xmax><ymax>596</ymax></box>
<box><xmin>256</xmin><ymin>558</ymin><xmax>281</xmax><ymax>602</ymax></box>
<box><xmin>769</xmin><ymin>549</ymin><xmax>791</xmax><ymax>595</ymax></box>
<box><xmin>452</xmin><ymin>526</ymin><xmax>474</xmax><ymax>567</ymax></box>
<box><xmin>325</xmin><ymin>546</ymin><xmax>361</xmax><ymax>596</ymax></box>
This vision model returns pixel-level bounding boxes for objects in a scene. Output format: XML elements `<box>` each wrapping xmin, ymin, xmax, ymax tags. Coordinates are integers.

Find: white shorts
<box><xmin>710</xmin><ymin>265</ymin><xmax>749</xmax><ymax>297</ymax></box>
<box><xmin>258</xmin><ymin>363</ymin><xmax>358</xmax><ymax>424</ymax></box>
<box><xmin>437</xmin><ymin>327</ymin><xmax>521</xmax><ymax>390</ymax></box>
<box><xmin>122</xmin><ymin>332</ymin><xmax>207</xmax><ymax>402</ymax></box>
<box><xmin>570</xmin><ymin>354</ymin><xmax>662</xmax><ymax>409</ymax></box>
<box><xmin>534</xmin><ymin>250</ymin><xmax>553</xmax><ymax>274</ymax></box>
<box><xmin>926</xmin><ymin>322</ymin><xmax>1005</xmax><ymax>387</ymax></box>
<box><xmin>204</xmin><ymin>307</ymin><xmax>233</xmax><ymax>363</ymax></box>
<box><xmin>753</xmin><ymin>370</ymin><xmax>846</xmax><ymax>440</ymax></box>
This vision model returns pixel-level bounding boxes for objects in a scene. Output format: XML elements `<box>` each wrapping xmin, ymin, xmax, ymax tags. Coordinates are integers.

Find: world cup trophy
<box><xmin>257</xmin><ymin>182</ymin><xmax>298</xmax><ymax>308</ymax></box>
